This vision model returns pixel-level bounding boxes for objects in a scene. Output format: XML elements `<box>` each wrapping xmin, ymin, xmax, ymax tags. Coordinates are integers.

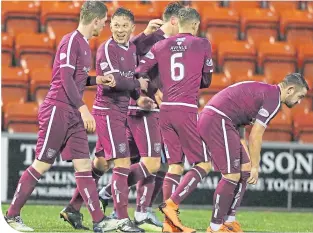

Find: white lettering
<box><xmin>294</xmin><ymin>153</ymin><xmax>313</xmax><ymax>175</ymax></box>
<box><xmin>20</xmin><ymin>144</ymin><xmax>36</xmax><ymax>165</ymax></box>
<box><xmin>261</xmin><ymin>151</ymin><xmax>275</xmax><ymax>174</ymax></box>
<box><xmin>275</xmin><ymin>152</ymin><xmax>295</xmax><ymax>174</ymax></box>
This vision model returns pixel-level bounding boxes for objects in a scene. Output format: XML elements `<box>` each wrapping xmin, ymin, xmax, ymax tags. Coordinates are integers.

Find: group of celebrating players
<box><xmin>4</xmin><ymin>1</ymin><xmax>309</xmax><ymax>233</ymax></box>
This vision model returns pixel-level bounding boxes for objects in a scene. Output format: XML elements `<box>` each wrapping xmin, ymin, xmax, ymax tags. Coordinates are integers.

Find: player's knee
<box><xmin>113</xmin><ymin>157</ymin><xmax>131</xmax><ymax>168</ymax></box>
<box><xmin>168</xmin><ymin>163</ymin><xmax>184</xmax><ymax>175</ymax></box>
<box><xmin>241</xmin><ymin>162</ymin><xmax>251</xmax><ymax>172</ymax></box>
<box><xmin>32</xmin><ymin>159</ymin><xmax>52</xmax><ymax>174</ymax></box>
<box><xmin>196</xmin><ymin>161</ymin><xmax>212</xmax><ymax>174</ymax></box>
<box><xmin>141</xmin><ymin>157</ymin><xmax>161</xmax><ymax>174</ymax></box>
<box><xmin>223</xmin><ymin>173</ymin><xmax>241</xmax><ymax>182</ymax></box>
<box><xmin>73</xmin><ymin>158</ymin><xmax>92</xmax><ymax>172</ymax></box>
<box><xmin>93</xmin><ymin>157</ymin><xmax>110</xmax><ymax>172</ymax></box>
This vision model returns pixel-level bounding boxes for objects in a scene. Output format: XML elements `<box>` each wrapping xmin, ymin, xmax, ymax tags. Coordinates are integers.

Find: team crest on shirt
<box><xmin>154</xmin><ymin>143</ymin><xmax>161</xmax><ymax>153</ymax></box>
<box><xmin>83</xmin><ymin>66</ymin><xmax>91</xmax><ymax>73</ymax></box>
<box><xmin>206</xmin><ymin>58</ymin><xmax>213</xmax><ymax>66</ymax></box>
<box><xmin>60</xmin><ymin>53</ymin><xmax>66</xmax><ymax>60</ymax></box>
<box><xmin>176</xmin><ymin>37</ymin><xmax>186</xmax><ymax>45</ymax></box>
<box><xmin>100</xmin><ymin>62</ymin><xmax>108</xmax><ymax>70</ymax></box>
<box><xmin>47</xmin><ymin>148</ymin><xmax>56</xmax><ymax>158</ymax></box>
<box><xmin>258</xmin><ymin>107</ymin><xmax>269</xmax><ymax>117</ymax></box>
<box><xmin>118</xmin><ymin>143</ymin><xmax>127</xmax><ymax>154</ymax></box>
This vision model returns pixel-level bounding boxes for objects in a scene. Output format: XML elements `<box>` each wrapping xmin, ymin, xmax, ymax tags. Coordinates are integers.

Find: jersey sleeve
<box><xmin>255</xmin><ymin>93</ymin><xmax>281</xmax><ymax>128</ymax></box>
<box><xmin>202</xmin><ymin>39</ymin><xmax>214</xmax><ymax>74</ymax></box>
<box><xmin>135</xmin><ymin>45</ymin><xmax>158</xmax><ymax>77</ymax></box>
<box><xmin>59</xmin><ymin>38</ymin><xmax>84</xmax><ymax>109</ymax></box>
<box><xmin>131</xmin><ymin>32</ymin><xmax>159</xmax><ymax>56</ymax></box>
<box><xmin>96</xmin><ymin>42</ymin><xmax>140</xmax><ymax>91</ymax></box>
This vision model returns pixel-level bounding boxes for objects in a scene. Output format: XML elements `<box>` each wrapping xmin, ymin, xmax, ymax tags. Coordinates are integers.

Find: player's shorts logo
<box><xmin>206</xmin><ymin>58</ymin><xmax>213</xmax><ymax>66</ymax></box>
<box><xmin>258</xmin><ymin>107</ymin><xmax>269</xmax><ymax>117</ymax></box>
<box><xmin>145</xmin><ymin>51</ymin><xmax>155</xmax><ymax>59</ymax></box>
<box><xmin>60</xmin><ymin>53</ymin><xmax>66</xmax><ymax>60</ymax></box>
<box><xmin>100</xmin><ymin>62</ymin><xmax>108</xmax><ymax>70</ymax></box>
<box><xmin>118</xmin><ymin>143</ymin><xmax>127</xmax><ymax>154</ymax></box>
<box><xmin>154</xmin><ymin>143</ymin><xmax>161</xmax><ymax>153</ymax></box>
<box><xmin>47</xmin><ymin>148</ymin><xmax>56</xmax><ymax>159</ymax></box>
<box><xmin>233</xmin><ymin>159</ymin><xmax>240</xmax><ymax>169</ymax></box>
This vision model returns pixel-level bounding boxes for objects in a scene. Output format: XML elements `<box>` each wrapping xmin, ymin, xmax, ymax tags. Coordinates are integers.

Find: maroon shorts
<box><xmin>35</xmin><ymin>102</ymin><xmax>90</xmax><ymax>164</ymax></box>
<box><xmin>94</xmin><ymin>110</ymin><xmax>130</xmax><ymax>160</ymax></box>
<box><xmin>127</xmin><ymin>112</ymin><xmax>162</xmax><ymax>158</ymax></box>
<box><xmin>160</xmin><ymin>109</ymin><xmax>209</xmax><ymax>165</ymax></box>
<box><xmin>198</xmin><ymin>109</ymin><xmax>250</xmax><ymax>174</ymax></box>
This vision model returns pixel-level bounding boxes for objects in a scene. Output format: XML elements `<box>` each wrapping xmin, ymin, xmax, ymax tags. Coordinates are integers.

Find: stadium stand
<box><xmin>1</xmin><ymin>0</ymin><xmax>312</xmax><ymax>142</ymax></box>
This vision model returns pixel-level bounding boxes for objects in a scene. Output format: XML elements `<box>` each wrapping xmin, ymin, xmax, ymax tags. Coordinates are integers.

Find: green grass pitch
<box><xmin>2</xmin><ymin>204</ymin><xmax>313</xmax><ymax>232</ymax></box>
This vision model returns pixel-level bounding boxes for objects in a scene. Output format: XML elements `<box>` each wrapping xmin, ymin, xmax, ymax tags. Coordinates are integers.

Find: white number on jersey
<box><xmin>170</xmin><ymin>53</ymin><xmax>185</xmax><ymax>81</ymax></box>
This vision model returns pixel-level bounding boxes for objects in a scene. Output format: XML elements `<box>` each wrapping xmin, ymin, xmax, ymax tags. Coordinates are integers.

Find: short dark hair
<box><xmin>80</xmin><ymin>1</ymin><xmax>108</xmax><ymax>25</ymax></box>
<box><xmin>112</xmin><ymin>7</ymin><xmax>135</xmax><ymax>23</ymax></box>
<box><xmin>178</xmin><ymin>7</ymin><xmax>200</xmax><ymax>26</ymax></box>
<box><xmin>281</xmin><ymin>73</ymin><xmax>309</xmax><ymax>91</ymax></box>
<box><xmin>163</xmin><ymin>2</ymin><xmax>184</xmax><ymax>22</ymax></box>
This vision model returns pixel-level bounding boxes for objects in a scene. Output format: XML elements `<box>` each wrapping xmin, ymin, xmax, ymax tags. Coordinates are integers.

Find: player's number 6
<box><xmin>170</xmin><ymin>52</ymin><xmax>185</xmax><ymax>81</ymax></box>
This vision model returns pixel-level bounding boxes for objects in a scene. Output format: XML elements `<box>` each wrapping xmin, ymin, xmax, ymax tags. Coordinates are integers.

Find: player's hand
<box><xmin>79</xmin><ymin>105</ymin><xmax>96</xmax><ymax>133</ymax></box>
<box><xmin>138</xmin><ymin>77</ymin><xmax>149</xmax><ymax>92</ymax></box>
<box><xmin>144</xmin><ymin>19</ymin><xmax>164</xmax><ymax>35</ymax></box>
<box><xmin>96</xmin><ymin>74</ymin><xmax>116</xmax><ymax>87</ymax></box>
<box><xmin>137</xmin><ymin>96</ymin><xmax>155</xmax><ymax>110</ymax></box>
<box><xmin>247</xmin><ymin>167</ymin><xmax>259</xmax><ymax>185</ymax></box>
<box><xmin>154</xmin><ymin>89</ymin><xmax>163</xmax><ymax>106</ymax></box>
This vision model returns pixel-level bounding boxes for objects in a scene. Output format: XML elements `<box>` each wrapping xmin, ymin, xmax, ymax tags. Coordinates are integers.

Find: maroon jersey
<box><xmin>93</xmin><ymin>38</ymin><xmax>139</xmax><ymax>114</ymax></box>
<box><xmin>46</xmin><ymin>30</ymin><xmax>91</xmax><ymax>109</ymax></box>
<box><xmin>204</xmin><ymin>81</ymin><xmax>281</xmax><ymax>127</ymax></box>
<box><xmin>128</xmin><ymin>29</ymin><xmax>168</xmax><ymax>115</ymax></box>
<box><xmin>136</xmin><ymin>33</ymin><xmax>213</xmax><ymax>113</ymax></box>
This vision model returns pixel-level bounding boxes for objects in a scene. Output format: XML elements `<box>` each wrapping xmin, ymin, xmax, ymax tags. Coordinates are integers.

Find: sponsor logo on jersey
<box><xmin>170</xmin><ymin>45</ymin><xmax>187</xmax><ymax>52</ymax></box>
<box><xmin>258</xmin><ymin>107</ymin><xmax>270</xmax><ymax>117</ymax></box>
<box><xmin>176</xmin><ymin>37</ymin><xmax>186</xmax><ymax>46</ymax></box>
<box><xmin>119</xmin><ymin>70</ymin><xmax>134</xmax><ymax>78</ymax></box>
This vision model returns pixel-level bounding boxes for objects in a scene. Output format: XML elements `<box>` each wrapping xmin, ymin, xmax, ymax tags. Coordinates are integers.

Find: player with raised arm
<box><xmin>5</xmin><ymin>2</ymin><xmax>122</xmax><ymax>233</ymax></box>
<box><xmin>97</xmin><ymin>3</ymin><xmax>184</xmax><ymax>230</ymax></box>
<box><xmin>136</xmin><ymin>7</ymin><xmax>214</xmax><ymax>233</ymax></box>
<box><xmin>198</xmin><ymin>74</ymin><xmax>308</xmax><ymax>233</ymax></box>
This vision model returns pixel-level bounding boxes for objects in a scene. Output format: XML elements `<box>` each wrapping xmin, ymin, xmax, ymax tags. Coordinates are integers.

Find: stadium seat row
<box><xmin>3</xmin><ymin>100</ymin><xmax>313</xmax><ymax>143</ymax></box>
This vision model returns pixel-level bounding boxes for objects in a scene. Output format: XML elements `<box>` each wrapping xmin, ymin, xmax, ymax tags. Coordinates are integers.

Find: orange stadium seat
<box><xmin>293</xmin><ymin>111</ymin><xmax>313</xmax><ymax>143</ymax></box>
<box><xmin>46</xmin><ymin>21</ymin><xmax>78</xmax><ymax>46</ymax></box>
<box><xmin>203</xmin><ymin>8</ymin><xmax>240</xmax><ymax>48</ymax></box>
<box><xmin>258</xmin><ymin>42</ymin><xmax>297</xmax><ymax>83</ymax></box>
<box><xmin>210</xmin><ymin>73</ymin><xmax>232</xmax><ymax>90</ymax></box>
<box><xmin>264</xmin><ymin>111</ymin><xmax>293</xmax><ymax>142</ymax></box>
<box><xmin>228</xmin><ymin>1</ymin><xmax>261</xmax><ymax>13</ymax></box>
<box><xmin>2</xmin><ymin>33</ymin><xmax>14</xmax><ymax>66</ymax></box>
<box><xmin>131</xmin><ymin>23</ymin><xmax>148</xmax><ymax>39</ymax></box>
<box><xmin>233</xmin><ymin>74</ymin><xmax>269</xmax><ymax>84</ymax></box>
<box><xmin>291</xmin><ymin>97</ymin><xmax>313</xmax><ymax>117</ymax></box>
<box><xmin>189</xmin><ymin>1</ymin><xmax>219</xmax><ymax>16</ymax></box>
<box><xmin>298</xmin><ymin>44</ymin><xmax>313</xmax><ymax>77</ymax></box>
<box><xmin>117</xmin><ymin>1</ymin><xmax>160</xmax><ymax>22</ymax></box>
<box><xmin>4</xmin><ymin>102</ymin><xmax>39</xmax><ymax>132</ymax></box>
<box><xmin>268</xmin><ymin>1</ymin><xmax>299</xmax><ymax>14</ymax></box>
<box><xmin>15</xmin><ymin>33</ymin><xmax>55</xmax><ymax>72</ymax></box>
<box><xmin>41</xmin><ymin>1</ymin><xmax>81</xmax><ymax>26</ymax></box>
<box><xmin>241</xmin><ymin>8</ymin><xmax>279</xmax><ymax>48</ymax></box>
<box><xmin>218</xmin><ymin>40</ymin><xmax>257</xmax><ymax>78</ymax></box>
<box><xmin>198</xmin><ymin>90</ymin><xmax>214</xmax><ymax>111</ymax></box>
<box><xmin>2</xmin><ymin>1</ymin><xmax>40</xmax><ymax>35</ymax></box>
<box><xmin>309</xmin><ymin>1</ymin><xmax>313</xmax><ymax>13</ymax></box>
<box><xmin>96</xmin><ymin>27</ymin><xmax>113</xmax><ymax>48</ymax></box>
<box><xmin>30</xmin><ymin>67</ymin><xmax>52</xmax><ymax>103</ymax></box>
<box><xmin>2</xmin><ymin>67</ymin><xmax>29</xmax><ymax>108</ymax></box>
<box><xmin>280</xmin><ymin>10</ymin><xmax>313</xmax><ymax>48</ymax></box>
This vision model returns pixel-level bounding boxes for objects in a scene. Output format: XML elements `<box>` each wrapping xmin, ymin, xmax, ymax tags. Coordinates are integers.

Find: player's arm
<box><xmin>59</xmin><ymin>39</ymin><xmax>95</xmax><ymax>132</ymax></box>
<box><xmin>135</xmin><ymin>45</ymin><xmax>158</xmax><ymax>78</ymax></box>
<box><xmin>86</xmin><ymin>74</ymin><xmax>115</xmax><ymax>86</ymax></box>
<box><xmin>154</xmin><ymin>89</ymin><xmax>163</xmax><ymax>106</ymax></box>
<box><xmin>200</xmin><ymin>39</ymin><xmax>214</xmax><ymax>89</ymax></box>
<box><xmin>131</xmin><ymin>19</ymin><xmax>163</xmax><ymax>56</ymax></box>
<box><xmin>248</xmin><ymin>94</ymin><xmax>281</xmax><ymax>184</ymax></box>
<box><xmin>96</xmin><ymin>44</ymin><xmax>141</xmax><ymax>91</ymax></box>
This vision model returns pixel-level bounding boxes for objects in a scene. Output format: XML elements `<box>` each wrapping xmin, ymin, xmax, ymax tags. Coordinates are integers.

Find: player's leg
<box><xmin>169</xmin><ymin>112</ymin><xmax>211</xmax><ymax>207</ymax></box>
<box><xmin>224</xmin><ymin>141</ymin><xmax>251</xmax><ymax>233</ymax></box>
<box><xmin>5</xmin><ymin>103</ymin><xmax>67</xmax><ymax>232</ymax></box>
<box><xmin>199</xmin><ymin>112</ymin><xmax>241</xmax><ymax>233</ymax></box>
<box><xmin>158</xmin><ymin>110</ymin><xmax>195</xmax><ymax>233</ymax></box>
<box><xmin>128</xmin><ymin>114</ymin><xmax>163</xmax><ymax>228</ymax></box>
<box><xmin>61</xmin><ymin>120</ymin><xmax>120</xmax><ymax>232</ymax></box>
